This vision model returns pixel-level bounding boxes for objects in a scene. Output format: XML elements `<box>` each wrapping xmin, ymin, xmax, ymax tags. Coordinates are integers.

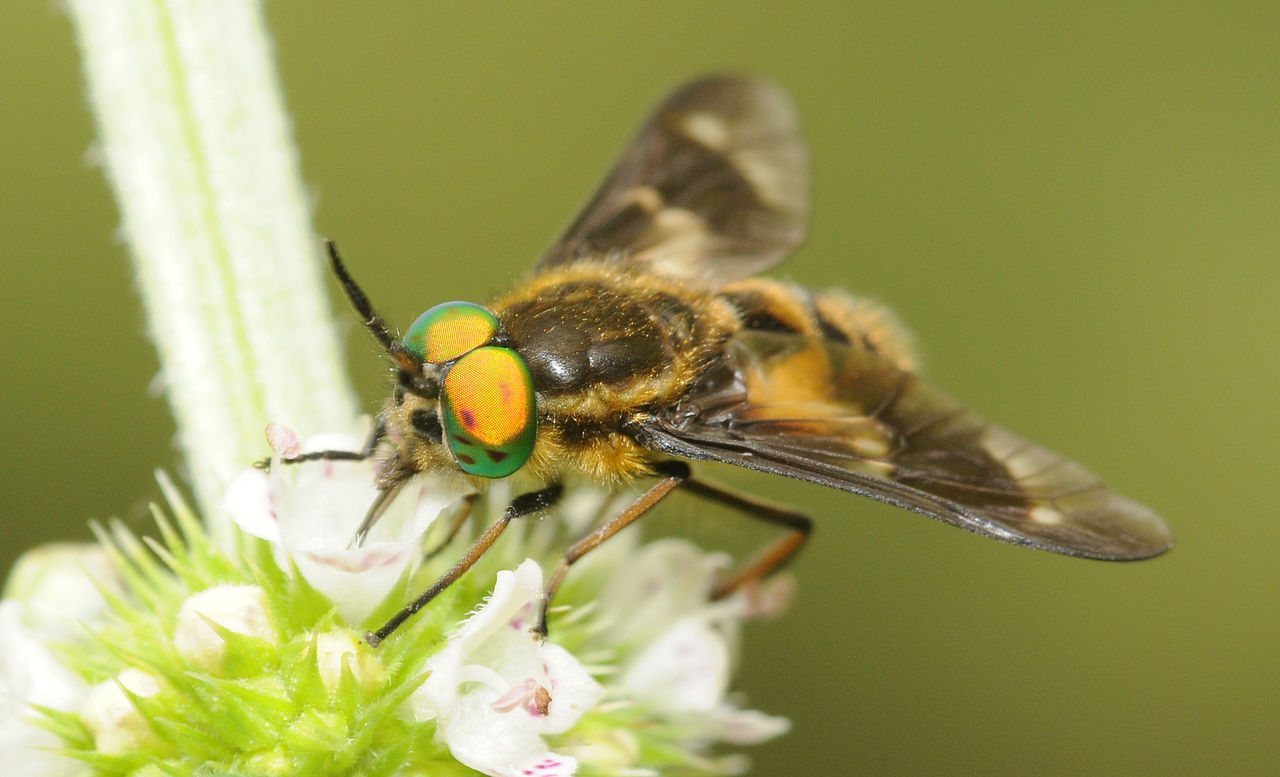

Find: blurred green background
<box><xmin>3</xmin><ymin>2</ymin><xmax>1276</xmax><ymax>775</ymax></box>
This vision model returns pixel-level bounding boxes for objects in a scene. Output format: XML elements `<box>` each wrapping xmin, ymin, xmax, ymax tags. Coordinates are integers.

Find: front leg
<box><xmin>365</xmin><ymin>483</ymin><xmax>564</xmax><ymax>646</ymax></box>
<box><xmin>251</xmin><ymin>418</ymin><xmax>400</xmax><ymax>547</ymax></box>
<box><xmin>254</xmin><ymin>416</ymin><xmax>387</xmax><ymax>470</ymax></box>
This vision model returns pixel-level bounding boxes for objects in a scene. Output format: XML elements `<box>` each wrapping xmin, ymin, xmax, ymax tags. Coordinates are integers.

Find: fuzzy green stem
<box><xmin>65</xmin><ymin>0</ymin><xmax>360</xmax><ymax>539</ymax></box>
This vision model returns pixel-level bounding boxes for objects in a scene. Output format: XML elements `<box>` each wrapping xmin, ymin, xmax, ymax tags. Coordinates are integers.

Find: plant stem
<box><xmin>66</xmin><ymin>0</ymin><xmax>359</xmax><ymax>540</ymax></box>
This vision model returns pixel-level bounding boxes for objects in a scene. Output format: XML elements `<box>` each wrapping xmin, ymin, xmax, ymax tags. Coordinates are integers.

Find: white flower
<box><xmin>0</xmin><ymin>601</ymin><xmax>87</xmax><ymax>777</ymax></box>
<box><xmin>623</xmin><ymin>617</ymin><xmax>789</xmax><ymax>746</ymax></box>
<box><xmin>408</xmin><ymin>560</ymin><xmax>605</xmax><ymax>777</ymax></box>
<box><xmin>592</xmin><ymin>537</ymin><xmax>736</xmax><ymax>649</ymax></box>
<box><xmin>222</xmin><ymin>424</ymin><xmax>468</xmax><ymax>623</ymax></box>
<box><xmin>595</xmin><ymin>539</ymin><xmax>791</xmax><ymax>747</ymax></box>
<box><xmin>2</xmin><ymin>543</ymin><xmax>121</xmax><ymax>640</ymax></box>
<box><xmin>0</xmin><ymin>543</ymin><xmax>119</xmax><ymax>777</ymax></box>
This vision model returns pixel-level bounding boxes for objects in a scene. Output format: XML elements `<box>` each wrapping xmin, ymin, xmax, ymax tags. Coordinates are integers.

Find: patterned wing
<box><xmin>538</xmin><ymin>76</ymin><xmax>808</xmax><ymax>284</ymax></box>
<box><xmin>632</xmin><ymin>330</ymin><xmax>1172</xmax><ymax>560</ymax></box>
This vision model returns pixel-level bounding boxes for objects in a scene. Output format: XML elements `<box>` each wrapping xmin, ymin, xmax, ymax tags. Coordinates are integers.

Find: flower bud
<box><xmin>315</xmin><ymin>630</ymin><xmax>384</xmax><ymax>695</ymax></box>
<box><xmin>3</xmin><ymin>543</ymin><xmax>120</xmax><ymax>638</ymax></box>
<box><xmin>80</xmin><ymin>669</ymin><xmax>161</xmax><ymax>755</ymax></box>
<box><xmin>174</xmin><ymin>585</ymin><xmax>274</xmax><ymax>670</ymax></box>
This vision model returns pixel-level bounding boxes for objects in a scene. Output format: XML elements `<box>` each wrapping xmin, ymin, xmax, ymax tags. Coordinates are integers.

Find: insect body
<box><xmin>313</xmin><ymin>76</ymin><xmax>1173</xmax><ymax>645</ymax></box>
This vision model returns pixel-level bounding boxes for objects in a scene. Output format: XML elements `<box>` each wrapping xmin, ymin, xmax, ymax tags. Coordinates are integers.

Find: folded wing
<box><xmin>634</xmin><ymin>331</ymin><xmax>1172</xmax><ymax>560</ymax></box>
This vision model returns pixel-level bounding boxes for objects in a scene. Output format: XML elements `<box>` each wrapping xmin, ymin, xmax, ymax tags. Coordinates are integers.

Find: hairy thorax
<box><xmin>492</xmin><ymin>262</ymin><xmax>739</xmax><ymax>482</ymax></box>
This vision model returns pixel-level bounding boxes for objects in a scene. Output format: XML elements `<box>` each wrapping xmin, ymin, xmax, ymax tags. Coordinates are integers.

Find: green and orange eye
<box><xmin>440</xmin><ymin>346</ymin><xmax>537</xmax><ymax>477</ymax></box>
<box><xmin>403</xmin><ymin>301</ymin><xmax>499</xmax><ymax>363</ymax></box>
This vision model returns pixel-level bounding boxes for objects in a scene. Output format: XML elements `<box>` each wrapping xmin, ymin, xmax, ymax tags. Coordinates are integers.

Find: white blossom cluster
<box><xmin>0</xmin><ymin>428</ymin><xmax>790</xmax><ymax>777</ymax></box>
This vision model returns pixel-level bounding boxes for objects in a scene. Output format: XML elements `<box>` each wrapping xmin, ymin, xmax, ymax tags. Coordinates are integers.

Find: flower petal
<box><xmin>409</xmin><ymin>561</ymin><xmax>603</xmax><ymax>777</ymax></box>
<box><xmin>594</xmin><ymin>538</ymin><xmax>731</xmax><ymax>649</ymax></box>
<box><xmin>414</xmin><ymin>560</ymin><xmax>547</xmax><ymax>721</ymax></box>
<box><xmin>221</xmin><ymin>467</ymin><xmax>278</xmax><ymax>542</ymax></box>
<box><xmin>623</xmin><ymin>617</ymin><xmax>728</xmax><ymax>712</ymax></box>
<box><xmin>441</xmin><ymin>692</ymin><xmax>579</xmax><ymax>777</ymax></box>
<box><xmin>0</xmin><ymin>601</ymin><xmax>85</xmax><ymax>711</ymax></box>
<box><xmin>221</xmin><ymin>427</ymin><xmax>468</xmax><ymax>623</ymax></box>
<box><xmin>0</xmin><ymin>601</ymin><xmax>83</xmax><ymax>774</ymax></box>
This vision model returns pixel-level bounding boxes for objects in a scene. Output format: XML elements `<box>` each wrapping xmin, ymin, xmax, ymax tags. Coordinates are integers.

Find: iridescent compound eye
<box><xmin>403</xmin><ymin>301</ymin><xmax>500</xmax><ymax>364</ymax></box>
<box><xmin>440</xmin><ymin>346</ymin><xmax>537</xmax><ymax>477</ymax></box>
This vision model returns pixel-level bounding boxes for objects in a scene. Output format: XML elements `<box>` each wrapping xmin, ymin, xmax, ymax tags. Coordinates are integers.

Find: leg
<box><xmin>424</xmin><ymin>492</ymin><xmax>481</xmax><ymax>560</ymax></box>
<box><xmin>254</xmin><ymin>416</ymin><xmax>386</xmax><ymax>470</ymax></box>
<box><xmin>348</xmin><ymin>478</ymin><xmax>406</xmax><ymax>548</ymax></box>
<box><xmin>536</xmin><ymin>463</ymin><xmax>812</xmax><ymax>635</ymax></box>
<box><xmin>677</xmin><ymin>478</ymin><xmax>812</xmax><ymax>600</ymax></box>
<box><xmin>271</xmin><ymin>449</ymin><xmax>368</xmax><ymax>465</ymax></box>
<box><xmin>246</xmin><ymin>418</ymin><xmax>405</xmax><ymax>548</ymax></box>
<box><xmin>536</xmin><ymin>461</ymin><xmax>690</xmax><ymax>636</ymax></box>
<box><xmin>366</xmin><ymin>484</ymin><xmax>563</xmax><ymax>646</ymax></box>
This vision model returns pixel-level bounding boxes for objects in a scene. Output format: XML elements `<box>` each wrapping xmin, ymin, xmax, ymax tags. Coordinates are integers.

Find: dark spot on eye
<box><xmin>410</xmin><ymin>409</ymin><xmax>442</xmax><ymax>440</ymax></box>
<box><xmin>455</xmin><ymin>453</ymin><xmax>476</xmax><ymax>466</ymax></box>
<box><xmin>486</xmin><ymin>449</ymin><xmax>509</xmax><ymax>463</ymax></box>
<box><xmin>460</xmin><ymin>408</ymin><xmax>477</xmax><ymax>428</ymax></box>
<box><xmin>453</xmin><ymin>433</ymin><xmax>475</xmax><ymax>447</ymax></box>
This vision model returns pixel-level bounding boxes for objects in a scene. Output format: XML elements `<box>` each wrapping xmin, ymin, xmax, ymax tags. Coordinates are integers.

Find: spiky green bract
<box><xmin>30</xmin><ymin>478</ymin><xmax>785</xmax><ymax>777</ymax></box>
<box><xmin>48</xmin><ymin>479</ymin><xmax>475</xmax><ymax>777</ymax></box>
